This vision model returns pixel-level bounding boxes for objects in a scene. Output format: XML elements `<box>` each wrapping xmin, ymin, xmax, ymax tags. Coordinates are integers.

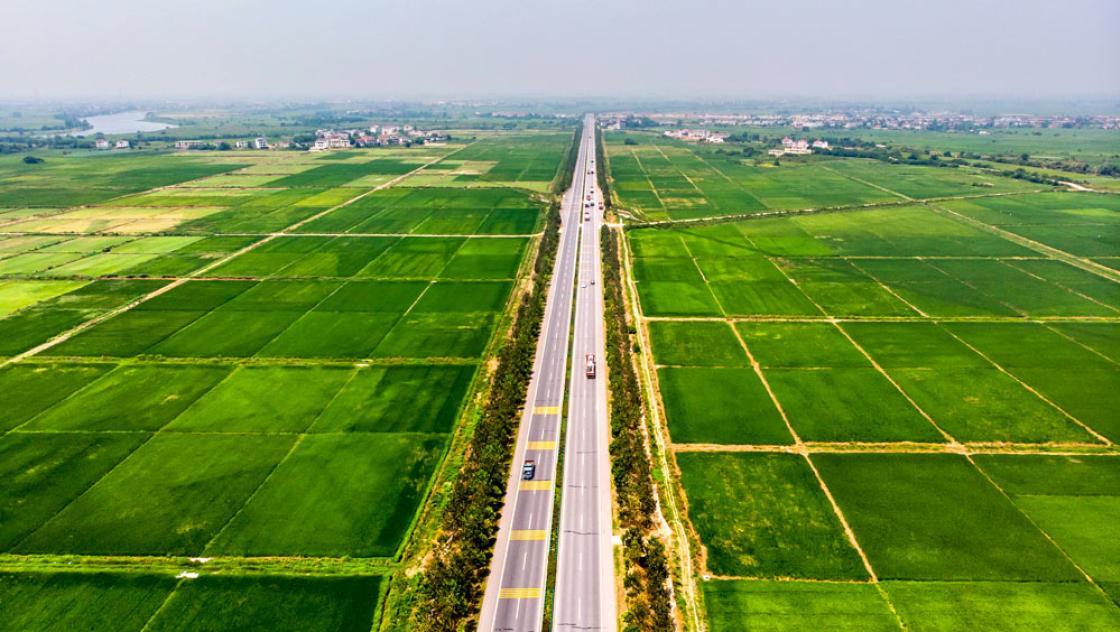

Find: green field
<box><xmin>619</xmin><ymin>133</ymin><xmax>1120</xmax><ymax>629</ymax></box>
<box><xmin>0</xmin><ymin>130</ymin><xmax>563</xmax><ymax>627</ymax></box>
<box><xmin>0</xmin><ymin>571</ymin><xmax>384</xmax><ymax>632</ymax></box>
<box><xmin>604</xmin><ymin>131</ymin><xmax>1042</xmax><ymax>221</ymax></box>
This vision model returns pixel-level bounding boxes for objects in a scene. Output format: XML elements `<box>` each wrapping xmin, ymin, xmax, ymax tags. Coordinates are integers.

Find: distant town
<box><xmin>599</xmin><ymin>110</ymin><xmax>1120</xmax><ymax>131</ymax></box>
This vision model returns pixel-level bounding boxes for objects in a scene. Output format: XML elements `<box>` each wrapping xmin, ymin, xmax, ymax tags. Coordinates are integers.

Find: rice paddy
<box><xmin>616</xmin><ymin>140</ymin><xmax>1120</xmax><ymax>629</ymax></box>
<box><xmin>0</xmin><ymin>133</ymin><xmax>563</xmax><ymax>629</ymax></box>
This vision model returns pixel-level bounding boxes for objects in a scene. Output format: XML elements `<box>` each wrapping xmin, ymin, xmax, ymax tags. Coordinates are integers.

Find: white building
<box><xmin>252</xmin><ymin>137</ymin><xmax>269</xmax><ymax>150</ymax></box>
<box><xmin>174</xmin><ymin>140</ymin><xmax>204</xmax><ymax>150</ymax></box>
<box><xmin>115</xmin><ymin>140</ymin><xmax>130</xmax><ymax>150</ymax></box>
<box><xmin>95</xmin><ymin>139</ymin><xmax>111</xmax><ymax>150</ymax></box>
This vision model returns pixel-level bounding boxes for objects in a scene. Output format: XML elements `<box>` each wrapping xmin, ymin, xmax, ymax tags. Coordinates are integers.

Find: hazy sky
<box><xmin>2</xmin><ymin>0</ymin><xmax>1117</xmax><ymax>101</ymax></box>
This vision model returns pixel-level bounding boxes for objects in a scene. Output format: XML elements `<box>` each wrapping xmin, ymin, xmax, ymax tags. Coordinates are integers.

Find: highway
<box><xmin>553</xmin><ymin>116</ymin><xmax>616</xmax><ymax>632</ymax></box>
<box><xmin>479</xmin><ymin>115</ymin><xmax>615</xmax><ymax>632</ymax></box>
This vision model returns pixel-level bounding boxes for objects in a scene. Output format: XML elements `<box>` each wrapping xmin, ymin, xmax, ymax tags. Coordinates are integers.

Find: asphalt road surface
<box><xmin>479</xmin><ymin>115</ymin><xmax>615</xmax><ymax>632</ymax></box>
<box><xmin>553</xmin><ymin>115</ymin><xmax>616</xmax><ymax>632</ymax></box>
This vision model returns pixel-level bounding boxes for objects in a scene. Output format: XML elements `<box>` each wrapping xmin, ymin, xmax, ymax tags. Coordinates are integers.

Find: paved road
<box><xmin>480</xmin><ymin>115</ymin><xmax>610</xmax><ymax>632</ymax></box>
<box><xmin>553</xmin><ymin>115</ymin><xmax>616</xmax><ymax>632</ymax></box>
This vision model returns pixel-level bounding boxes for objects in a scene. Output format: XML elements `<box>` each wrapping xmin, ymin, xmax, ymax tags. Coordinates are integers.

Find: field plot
<box><xmin>704</xmin><ymin>580</ymin><xmax>900</xmax><ymax>632</ymax></box>
<box><xmin>0</xmin><ymin>130</ymin><xmax>560</xmax><ymax>628</ymax></box>
<box><xmin>621</xmin><ymin>147</ymin><xmax>1120</xmax><ymax>629</ymax></box>
<box><xmin>941</xmin><ymin>191</ymin><xmax>1120</xmax><ymax>258</ymax></box>
<box><xmin>0</xmin><ymin>152</ymin><xmax>248</xmax><ymax>208</ymax></box>
<box><xmin>296</xmin><ymin>186</ymin><xmax>544</xmax><ymax>235</ymax></box>
<box><xmin>434</xmin><ymin>132</ymin><xmax>571</xmax><ymax>191</ymax></box>
<box><xmin>0</xmin><ymin>571</ymin><xmax>384</xmax><ymax>632</ymax></box>
<box><xmin>603</xmin><ymin>132</ymin><xmax>1043</xmax><ymax>221</ymax></box>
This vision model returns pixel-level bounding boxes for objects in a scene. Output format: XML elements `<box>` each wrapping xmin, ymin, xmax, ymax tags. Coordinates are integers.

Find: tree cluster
<box><xmin>595</xmin><ymin>126</ymin><xmax>613</xmax><ymax>210</ymax></box>
<box><xmin>601</xmin><ymin>227</ymin><xmax>674</xmax><ymax>631</ymax></box>
<box><xmin>551</xmin><ymin>121</ymin><xmax>584</xmax><ymax>194</ymax></box>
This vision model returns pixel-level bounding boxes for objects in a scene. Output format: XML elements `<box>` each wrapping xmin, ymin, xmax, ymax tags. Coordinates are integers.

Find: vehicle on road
<box><xmin>521</xmin><ymin>460</ymin><xmax>536</xmax><ymax>480</ymax></box>
<box><xmin>585</xmin><ymin>353</ymin><xmax>596</xmax><ymax>379</ymax></box>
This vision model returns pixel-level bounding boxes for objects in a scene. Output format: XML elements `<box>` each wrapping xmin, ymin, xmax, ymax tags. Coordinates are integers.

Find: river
<box><xmin>75</xmin><ymin>111</ymin><xmax>176</xmax><ymax>136</ymax></box>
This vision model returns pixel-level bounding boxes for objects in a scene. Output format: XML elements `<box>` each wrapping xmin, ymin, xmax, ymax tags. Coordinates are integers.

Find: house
<box><xmin>174</xmin><ymin>140</ymin><xmax>204</xmax><ymax>150</ymax></box>
<box><xmin>252</xmin><ymin>137</ymin><xmax>269</xmax><ymax>150</ymax></box>
<box><xmin>778</xmin><ymin>137</ymin><xmax>811</xmax><ymax>155</ymax></box>
<box><xmin>115</xmin><ymin>140</ymin><xmax>130</xmax><ymax>150</ymax></box>
<box><xmin>310</xmin><ymin>130</ymin><xmax>352</xmax><ymax>151</ymax></box>
<box><xmin>234</xmin><ymin>140</ymin><xmax>249</xmax><ymax>149</ymax></box>
<box><xmin>812</xmin><ymin>140</ymin><xmax>830</xmax><ymax>149</ymax></box>
<box><xmin>95</xmin><ymin>139</ymin><xmax>111</xmax><ymax>150</ymax></box>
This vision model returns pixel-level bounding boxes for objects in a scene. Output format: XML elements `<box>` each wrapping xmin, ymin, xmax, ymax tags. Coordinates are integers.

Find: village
<box><xmin>88</xmin><ymin>123</ymin><xmax>449</xmax><ymax>153</ymax></box>
<box><xmin>309</xmin><ymin>125</ymin><xmax>448</xmax><ymax>151</ymax></box>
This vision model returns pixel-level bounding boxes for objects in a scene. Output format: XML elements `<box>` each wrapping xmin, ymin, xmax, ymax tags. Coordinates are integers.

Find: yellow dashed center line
<box><xmin>499</xmin><ymin>587</ymin><xmax>542</xmax><ymax>599</ymax></box>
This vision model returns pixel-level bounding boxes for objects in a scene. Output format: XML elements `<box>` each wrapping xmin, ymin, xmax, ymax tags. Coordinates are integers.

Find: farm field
<box><xmin>0</xmin><ymin>131</ymin><xmax>566</xmax><ymax>628</ymax></box>
<box><xmin>603</xmin><ymin>131</ymin><xmax>1043</xmax><ymax>221</ymax></box>
<box><xmin>615</xmin><ymin>142</ymin><xmax>1120</xmax><ymax>630</ymax></box>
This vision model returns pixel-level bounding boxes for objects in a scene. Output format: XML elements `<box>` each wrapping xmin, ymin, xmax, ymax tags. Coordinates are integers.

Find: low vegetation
<box><xmin>602</xmin><ymin>227</ymin><xmax>673</xmax><ymax>631</ymax></box>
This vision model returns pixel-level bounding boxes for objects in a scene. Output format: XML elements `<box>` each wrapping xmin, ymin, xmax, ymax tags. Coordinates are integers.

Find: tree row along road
<box><xmin>479</xmin><ymin>115</ymin><xmax>616</xmax><ymax>632</ymax></box>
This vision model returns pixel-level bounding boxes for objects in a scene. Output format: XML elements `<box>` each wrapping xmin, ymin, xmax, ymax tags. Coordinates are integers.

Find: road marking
<box><xmin>499</xmin><ymin>587</ymin><xmax>542</xmax><ymax>599</ymax></box>
<box><xmin>510</xmin><ymin>530</ymin><xmax>547</xmax><ymax>541</ymax></box>
<box><xmin>519</xmin><ymin>480</ymin><xmax>553</xmax><ymax>491</ymax></box>
<box><xmin>528</xmin><ymin>441</ymin><xmax>557</xmax><ymax>450</ymax></box>
<box><xmin>533</xmin><ymin>406</ymin><xmax>560</xmax><ymax>415</ymax></box>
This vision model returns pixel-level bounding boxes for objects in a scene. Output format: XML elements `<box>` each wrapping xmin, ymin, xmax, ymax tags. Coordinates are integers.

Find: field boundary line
<box><xmin>761</xmin><ymin>245</ymin><xmax>961</xmax><ymax>445</ymax></box>
<box><xmin>644</xmin><ymin>314</ymin><xmax>1120</xmax><ymax>324</ymax></box>
<box><xmin>927</xmin><ymin>201</ymin><xmax>1120</xmax><ymax>283</ymax></box>
<box><xmin>136</xmin><ymin>577</ymin><xmax>189</xmax><ymax>632</ymax></box>
<box><xmin>649</xmin><ymin>143</ymin><xmax>723</xmax><ymax>213</ymax></box>
<box><xmin>619</xmin><ymin>228</ymin><xmax>703</xmax><ymax>632</ymax></box>
<box><xmin>670</xmin><ymin>442</ymin><xmax>1119</xmax><ymax>456</ymax></box>
<box><xmin>6</xmin><ymin>364</ymin><xmax>236</xmax><ymax>552</ymax></box>
<box><xmin>628</xmin><ymin>148</ymin><xmax>671</xmax><ymax>220</ymax></box>
<box><xmin>817</xmin><ymin>163</ymin><xmax>913</xmax><ymax>201</ymax></box>
<box><xmin>685</xmin><ymin>147</ymin><xmax>768</xmax><ymax>211</ymax></box>
<box><xmin>921</xmin><ymin>258</ymin><xmax>1027</xmax><ymax>317</ymax></box>
<box><xmin>202</xmin><ymin>435</ymin><xmax>307</xmax><ymax>554</ymax></box>
<box><xmin>964</xmin><ymin>454</ymin><xmax>1114</xmax><ymax>604</ymax></box>
<box><xmin>0</xmin><ymin>145</ymin><xmax>470</xmax><ymax>369</ymax></box>
<box><xmin>724</xmin><ymin>317</ymin><xmax>883</xmax><ymax>585</ymax></box>
<box><xmin>722</xmin><ymin>252</ymin><xmax>913</xmax><ymax>623</ymax></box>
<box><xmin>845</xmin><ymin>259</ymin><xmax>930</xmax><ymax>317</ymax></box>
<box><xmin>625</xmin><ymin>189</ymin><xmax>1045</xmax><ymax>230</ymax></box>
<box><xmin>936</xmin><ymin>326</ymin><xmax>1112</xmax><ymax>445</ymax></box>
<box><xmin>1001</xmin><ymin>259</ymin><xmax>1120</xmax><ymax>315</ymax></box>
<box><xmin>1039</xmin><ymin>324</ymin><xmax>1119</xmax><ymax>367</ymax></box>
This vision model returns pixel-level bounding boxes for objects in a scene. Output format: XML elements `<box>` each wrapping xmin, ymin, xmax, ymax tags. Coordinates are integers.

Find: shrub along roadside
<box><xmin>409</xmin><ymin>201</ymin><xmax>561</xmax><ymax>631</ymax></box>
<box><xmin>602</xmin><ymin>226</ymin><xmax>674</xmax><ymax>631</ymax></box>
<box><xmin>551</xmin><ymin>120</ymin><xmax>584</xmax><ymax>195</ymax></box>
<box><xmin>595</xmin><ymin>124</ymin><xmax>613</xmax><ymax>209</ymax></box>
